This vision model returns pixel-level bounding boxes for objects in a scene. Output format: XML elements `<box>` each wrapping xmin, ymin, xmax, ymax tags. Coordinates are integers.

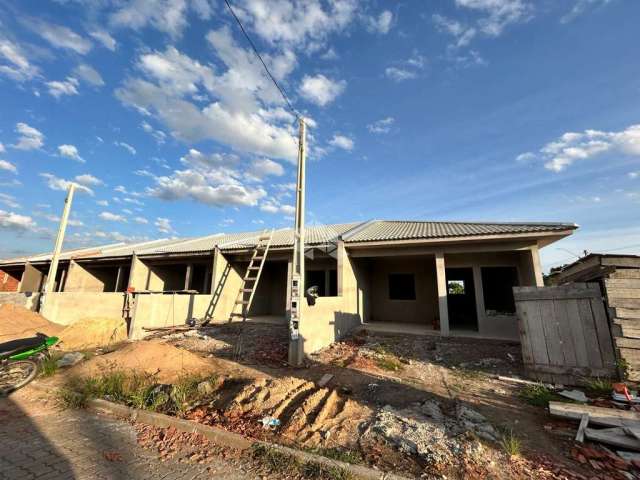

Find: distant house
<box><xmin>0</xmin><ymin>219</ymin><xmax>576</xmax><ymax>356</ymax></box>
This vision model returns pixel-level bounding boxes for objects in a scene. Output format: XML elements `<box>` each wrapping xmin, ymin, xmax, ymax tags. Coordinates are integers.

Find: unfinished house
<box><xmin>0</xmin><ymin>220</ymin><xmax>577</xmax><ymax>357</ymax></box>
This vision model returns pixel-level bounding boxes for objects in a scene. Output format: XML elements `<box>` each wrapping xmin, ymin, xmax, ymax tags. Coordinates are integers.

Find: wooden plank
<box><xmin>514</xmin><ymin>284</ymin><xmax>601</xmax><ymax>301</ymax></box>
<box><xmin>616</xmin><ymin>337</ymin><xmax>640</xmax><ymax>350</ymax></box>
<box><xmin>554</xmin><ymin>297</ymin><xmax>577</xmax><ymax>366</ymax></box>
<box><xmin>549</xmin><ymin>402</ymin><xmax>640</xmax><ymax>428</ymax></box>
<box><xmin>566</xmin><ymin>298</ymin><xmax>589</xmax><ymax>367</ymax></box>
<box><xmin>584</xmin><ymin>427</ymin><xmax>640</xmax><ymax>451</ymax></box>
<box><xmin>515</xmin><ymin>300</ymin><xmax>535</xmax><ymax>366</ymax></box>
<box><xmin>613</xmin><ymin>319</ymin><xmax>640</xmax><ymax>339</ymax></box>
<box><xmin>540</xmin><ymin>299</ymin><xmax>565</xmax><ymax>366</ymax></box>
<box><xmin>610</xmin><ymin>269</ymin><xmax>640</xmax><ymax>280</ymax></box>
<box><xmin>526</xmin><ymin>364</ymin><xmax>614</xmax><ymax>377</ymax></box>
<box><xmin>578</xmin><ymin>298</ymin><xmax>604</xmax><ymax>369</ymax></box>
<box><xmin>606</xmin><ymin>279</ymin><xmax>640</xmax><ymax>289</ymax></box>
<box><xmin>608</xmin><ymin>298</ymin><xmax>640</xmax><ymax>309</ymax></box>
<box><xmin>612</xmin><ymin>308</ymin><xmax>640</xmax><ymax>320</ymax></box>
<box><xmin>606</xmin><ymin>287</ymin><xmax>640</xmax><ymax>299</ymax></box>
<box><xmin>576</xmin><ymin>413</ymin><xmax>589</xmax><ymax>443</ymax></box>
<box><xmin>519</xmin><ymin>299</ymin><xmax>549</xmax><ymax>366</ymax></box>
<box><xmin>624</xmin><ymin>427</ymin><xmax>640</xmax><ymax>441</ymax></box>
<box><xmin>591</xmin><ymin>296</ymin><xmax>617</xmax><ymax>368</ymax></box>
<box><xmin>618</xmin><ymin>348</ymin><xmax>640</xmax><ymax>363</ymax></box>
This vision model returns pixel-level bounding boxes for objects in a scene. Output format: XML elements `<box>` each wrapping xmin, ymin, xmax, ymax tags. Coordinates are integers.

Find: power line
<box><xmin>223</xmin><ymin>0</ymin><xmax>300</xmax><ymax>119</ymax></box>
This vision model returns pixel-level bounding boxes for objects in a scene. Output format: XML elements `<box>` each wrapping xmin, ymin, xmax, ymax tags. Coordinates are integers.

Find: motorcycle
<box><xmin>0</xmin><ymin>332</ymin><xmax>59</xmax><ymax>395</ymax></box>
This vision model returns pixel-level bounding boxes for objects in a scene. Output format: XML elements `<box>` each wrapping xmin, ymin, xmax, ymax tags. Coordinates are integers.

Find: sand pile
<box><xmin>0</xmin><ymin>304</ymin><xmax>64</xmax><ymax>341</ymax></box>
<box><xmin>57</xmin><ymin>317</ymin><xmax>128</xmax><ymax>351</ymax></box>
<box><xmin>69</xmin><ymin>341</ymin><xmax>216</xmax><ymax>383</ymax></box>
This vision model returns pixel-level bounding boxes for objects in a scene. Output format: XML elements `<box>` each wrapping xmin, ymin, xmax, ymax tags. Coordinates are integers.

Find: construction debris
<box><xmin>559</xmin><ymin>389</ymin><xmax>589</xmax><ymax>403</ymax></box>
<box><xmin>56</xmin><ymin>351</ymin><xmax>85</xmax><ymax>367</ymax></box>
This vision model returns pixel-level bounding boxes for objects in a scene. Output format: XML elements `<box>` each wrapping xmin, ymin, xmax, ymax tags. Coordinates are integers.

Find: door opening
<box><xmin>446</xmin><ymin>267</ymin><xmax>478</xmax><ymax>331</ymax></box>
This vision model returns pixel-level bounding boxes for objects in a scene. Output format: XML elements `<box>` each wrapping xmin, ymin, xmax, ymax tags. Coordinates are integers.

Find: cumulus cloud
<box><xmin>73</xmin><ymin>64</ymin><xmax>104</xmax><ymax>87</ymax></box>
<box><xmin>155</xmin><ymin>217</ymin><xmax>175</xmax><ymax>234</ymax></box>
<box><xmin>40</xmin><ymin>173</ymin><xmax>94</xmax><ymax>195</ymax></box>
<box><xmin>114</xmin><ymin>141</ymin><xmax>137</xmax><ymax>155</ymax></box>
<box><xmin>367</xmin><ymin>117</ymin><xmax>395</xmax><ymax>134</ymax></box>
<box><xmin>365</xmin><ymin>10</ymin><xmax>394</xmax><ymax>34</ymax></box>
<box><xmin>46</xmin><ymin>77</ymin><xmax>80</xmax><ymax>98</ymax></box>
<box><xmin>134</xmin><ymin>216</ymin><xmax>149</xmax><ymax>224</ymax></box>
<box><xmin>245</xmin><ymin>158</ymin><xmax>285</xmax><ymax>182</ymax></box>
<box><xmin>74</xmin><ymin>173</ymin><xmax>103</xmax><ymax>186</ymax></box>
<box><xmin>299</xmin><ymin>74</ymin><xmax>346</xmax><ymax>106</ymax></box>
<box><xmin>141</xmin><ymin>121</ymin><xmax>166</xmax><ymax>144</ymax></box>
<box><xmin>524</xmin><ymin>124</ymin><xmax>640</xmax><ymax>172</ymax></box>
<box><xmin>385</xmin><ymin>67</ymin><xmax>417</xmax><ymax>82</ymax></box>
<box><xmin>58</xmin><ymin>144</ymin><xmax>85</xmax><ymax>163</ymax></box>
<box><xmin>454</xmin><ymin>0</ymin><xmax>533</xmax><ymax>37</ymax></box>
<box><xmin>260</xmin><ymin>198</ymin><xmax>295</xmax><ymax>216</ymax></box>
<box><xmin>329</xmin><ymin>134</ymin><xmax>354</xmax><ymax>151</ymax></box>
<box><xmin>13</xmin><ymin>122</ymin><xmax>44</xmax><ymax>150</ymax></box>
<box><xmin>0</xmin><ymin>160</ymin><xmax>17</xmax><ymax>173</ymax></box>
<box><xmin>96</xmin><ymin>199</ymin><xmax>109</xmax><ymax>206</ymax></box>
<box><xmin>385</xmin><ymin>52</ymin><xmax>427</xmax><ymax>82</ymax></box>
<box><xmin>0</xmin><ymin>37</ymin><xmax>39</xmax><ymax>82</ymax></box>
<box><xmin>99</xmin><ymin>211</ymin><xmax>127</xmax><ymax>222</ymax></box>
<box><xmin>115</xmin><ymin>31</ymin><xmax>299</xmax><ymax>161</ymax></box>
<box><xmin>0</xmin><ymin>193</ymin><xmax>20</xmax><ymax>209</ymax></box>
<box><xmin>432</xmin><ymin>14</ymin><xmax>477</xmax><ymax>48</ymax></box>
<box><xmin>0</xmin><ymin>209</ymin><xmax>36</xmax><ymax>231</ymax></box>
<box><xmin>89</xmin><ymin>29</ymin><xmax>117</xmax><ymax>51</ymax></box>
<box><xmin>561</xmin><ymin>0</ymin><xmax>612</xmax><ymax>23</ymax></box>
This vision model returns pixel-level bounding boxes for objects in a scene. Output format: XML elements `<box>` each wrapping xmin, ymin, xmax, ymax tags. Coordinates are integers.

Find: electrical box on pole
<box><xmin>288</xmin><ymin>117</ymin><xmax>306</xmax><ymax>365</ymax></box>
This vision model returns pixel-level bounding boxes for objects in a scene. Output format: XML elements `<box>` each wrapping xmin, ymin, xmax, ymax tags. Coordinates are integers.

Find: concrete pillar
<box><xmin>530</xmin><ymin>245</ymin><xmax>544</xmax><ymax>286</ymax></box>
<box><xmin>472</xmin><ymin>265</ymin><xmax>486</xmax><ymax>334</ymax></box>
<box><xmin>128</xmin><ymin>254</ymin><xmax>150</xmax><ymax>290</ymax></box>
<box><xmin>519</xmin><ymin>246</ymin><xmax>544</xmax><ymax>287</ymax></box>
<box><xmin>435</xmin><ymin>252</ymin><xmax>449</xmax><ymax>336</ymax></box>
<box><xmin>184</xmin><ymin>263</ymin><xmax>193</xmax><ymax>290</ymax></box>
<box><xmin>336</xmin><ymin>240</ymin><xmax>345</xmax><ymax>296</ymax></box>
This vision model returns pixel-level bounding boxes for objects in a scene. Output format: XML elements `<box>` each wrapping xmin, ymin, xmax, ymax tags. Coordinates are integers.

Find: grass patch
<box><xmin>252</xmin><ymin>445</ymin><xmax>353</xmax><ymax>479</ymax></box>
<box><xmin>454</xmin><ymin>368</ymin><xmax>486</xmax><ymax>380</ymax></box>
<box><xmin>500</xmin><ymin>429</ymin><xmax>521</xmax><ymax>457</ymax></box>
<box><xmin>584</xmin><ymin>377</ymin><xmax>613</xmax><ymax>396</ymax></box>
<box><xmin>39</xmin><ymin>353</ymin><xmax>62</xmax><ymax>377</ymax></box>
<box><xmin>519</xmin><ymin>383</ymin><xmax>558</xmax><ymax>407</ymax></box>
<box><xmin>56</xmin><ymin>376</ymin><xmax>94</xmax><ymax>409</ymax></box>
<box><xmin>375</xmin><ymin>355</ymin><xmax>403</xmax><ymax>371</ymax></box>
<box><xmin>305</xmin><ymin>447</ymin><xmax>363</xmax><ymax>465</ymax></box>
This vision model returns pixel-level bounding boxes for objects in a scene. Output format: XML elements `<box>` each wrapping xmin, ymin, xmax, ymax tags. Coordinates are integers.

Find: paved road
<box><xmin>0</xmin><ymin>385</ymin><xmax>261</xmax><ymax>480</ymax></box>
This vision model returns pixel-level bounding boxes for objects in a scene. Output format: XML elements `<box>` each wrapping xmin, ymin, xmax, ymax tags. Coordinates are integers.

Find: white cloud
<box><xmin>629</xmin><ymin>171</ymin><xmax>640</xmax><ymax>179</ymax></box>
<box><xmin>385</xmin><ymin>67</ymin><xmax>417</xmax><ymax>82</ymax></box>
<box><xmin>99</xmin><ymin>211</ymin><xmax>127</xmax><ymax>222</ymax></box>
<box><xmin>0</xmin><ymin>143</ymin><xmax>4</xmax><ymax>153</ymax></box>
<box><xmin>46</xmin><ymin>77</ymin><xmax>80</xmax><ymax>98</ymax></box>
<box><xmin>141</xmin><ymin>121</ymin><xmax>166</xmax><ymax>144</ymax></box>
<box><xmin>0</xmin><ymin>160</ymin><xmax>17</xmax><ymax>173</ymax></box>
<box><xmin>116</xmin><ymin>31</ymin><xmax>299</xmax><ymax>162</ymax></box>
<box><xmin>454</xmin><ymin>0</ymin><xmax>533</xmax><ymax>37</ymax></box>
<box><xmin>528</xmin><ymin>124</ymin><xmax>640</xmax><ymax>172</ymax></box>
<box><xmin>74</xmin><ymin>173</ymin><xmax>103</xmax><ymax>186</ymax></box>
<box><xmin>515</xmin><ymin>152</ymin><xmax>536</xmax><ymax>163</ymax></box>
<box><xmin>245</xmin><ymin>158</ymin><xmax>285</xmax><ymax>182</ymax></box>
<box><xmin>0</xmin><ymin>37</ymin><xmax>39</xmax><ymax>82</ymax></box>
<box><xmin>73</xmin><ymin>64</ymin><xmax>104</xmax><ymax>87</ymax></box>
<box><xmin>96</xmin><ymin>199</ymin><xmax>109</xmax><ymax>206</ymax></box>
<box><xmin>155</xmin><ymin>217</ymin><xmax>175</xmax><ymax>234</ymax></box>
<box><xmin>89</xmin><ymin>29</ymin><xmax>117</xmax><ymax>51</ymax></box>
<box><xmin>114</xmin><ymin>185</ymin><xmax>127</xmax><ymax>193</ymax></box>
<box><xmin>58</xmin><ymin>144</ymin><xmax>85</xmax><ymax>163</ymax></box>
<box><xmin>13</xmin><ymin>122</ymin><xmax>44</xmax><ymax>150</ymax></box>
<box><xmin>367</xmin><ymin>117</ymin><xmax>395</xmax><ymax>134</ymax></box>
<box><xmin>260</xmin><ymin>198</ymin><xmax>295</xmax><ymax>216</ymax></box>
<box><xmin>299</xmin><ymin>74</ymin><xmax>346</xmax><ymax>106</ymax></box>
<box><xmin>134</xmin><ymin>216</ymin><xmax>149</xmax><ymax>224</ymax></box>
<box><xmin>432</xmin><ymin>14</ymin><xmax>477</xmax><ymax>47</ymax></box>
<box><xmin>0</xmin><ymin>193</ymin><xmax>20</xmax><ymax>209</ymax></box>
<box><xmin>0</xmin><ymin>209</ymin><xmax>36</xmax><ymax>231</ymax></box>
<box><xmin>366</xmin><ymin>10</ymin><xmax>393</xmax><ymax>34</ymax></box>
<box><xmin>329</xmin><ymin>134</ymin><xmax>354</xmax><ymax>151</ymax></box>
<box><xmin>25</xmin><ymin>18</ymin><xmax>92</xmax><ymax>54</ymax></box>
<box><xmin>114</xmin><ymin>141</ymin><xmax>137</xmax><ymax>155</ymax></box>
<box><xmin>561</xmin><ymin>0</ymin><xmax>612</xmax><ymax>23</ymax></box>
<box><xmin>40</xmin><ymin>173</ymin><xmax>94</xmax><ymax>195</ymax></box>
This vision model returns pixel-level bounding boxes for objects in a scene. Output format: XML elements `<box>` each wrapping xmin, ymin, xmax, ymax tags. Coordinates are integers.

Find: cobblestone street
<box><xmin>0</xmin><ymin>386</ymin><xmax>261</xmax><ymax>480</ymax></box>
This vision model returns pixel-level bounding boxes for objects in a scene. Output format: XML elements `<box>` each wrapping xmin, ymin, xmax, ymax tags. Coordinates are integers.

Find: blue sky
<box><xmin>0</xmin><ymin>0</ymin><xmax>639</xmax><ymax>271</ymax></box>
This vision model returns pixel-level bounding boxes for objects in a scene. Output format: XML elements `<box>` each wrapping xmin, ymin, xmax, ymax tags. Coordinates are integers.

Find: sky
<box><xmin>0</xmin><ymin>0</ymin><xmax>639</xmax><ymax>271</ymax></box>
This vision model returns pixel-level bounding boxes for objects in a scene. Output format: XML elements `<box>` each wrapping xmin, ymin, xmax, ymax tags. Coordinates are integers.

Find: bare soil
<box><xmin>57</xmin><ymin>316</ymin><xmax>128</xmax><ymax>351</ymax></box>
<box><xmin>0</xmin><ymin>304</ymin><xmax>64</xmax><ymax>341</ymax></box>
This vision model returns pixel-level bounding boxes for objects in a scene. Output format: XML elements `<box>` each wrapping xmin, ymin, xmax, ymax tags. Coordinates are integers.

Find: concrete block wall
<box><xmin>0</xmin><ymin>292</ymin><xmax>40</xmax><ymax>311</ymax></box>
<box><xmin>40</xmin><ymin>292</ymin><xmax>126</xmax><ymax>326</ymax></box>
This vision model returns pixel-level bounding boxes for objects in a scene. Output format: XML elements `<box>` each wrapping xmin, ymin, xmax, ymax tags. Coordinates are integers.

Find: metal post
<box><xmin>42</xmin><ymin>183</ymin><xmax>75</xmax><ymax>308</ymax></box>
<box><xmin>289</xmin><ymin>117</ymin><xmax>306</xmax><ymax>365</ymax></box>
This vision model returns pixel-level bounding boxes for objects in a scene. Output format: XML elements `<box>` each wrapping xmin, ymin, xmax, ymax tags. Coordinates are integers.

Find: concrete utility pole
<box><xmin>288</xmin><ymin>117</ymin><xmax>306</xmax><ymax>365</ymax></box>
<box><xmin>42</xmin><ymin>183</ymin><xmax>75</xmax><ymax>306</ymax></box>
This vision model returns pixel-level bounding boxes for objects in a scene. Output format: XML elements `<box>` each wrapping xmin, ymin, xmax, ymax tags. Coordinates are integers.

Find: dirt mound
<box><xmin>0</xmin><ymin>304</ymin><xmax>64</xmax><ymax>341</ymax></box>
<box><xmin>69</xmin><ymin>341</ymin><xmax>215</xmax><ymax>383</ymax></box>
<box><xmin>58</xmin><ymin>317</ymin><xmax>128</xmax><ymax>351</ymax></box>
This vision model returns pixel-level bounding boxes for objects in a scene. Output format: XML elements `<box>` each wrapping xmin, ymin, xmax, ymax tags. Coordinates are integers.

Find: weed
<box><xmin>171</xmin><ymin>374</ymin><xmax>202</xmax><ymax>415</ymax></box>
<box><xmin>455</xmin><ymin>368</ymin><xmax>485</xmax><ymax>380</ymax></box>
<box><xmin>306</xmin><ymin>447</ymin><xmax>363</xmax><ymax>465</ymax></box>
<box><xmin>584</xmin><ymin>377</ymin><xmax>613</xmax><ymax>396</ymax></box>
<box><xmin>253</xmin><ymin>444</ymin><xmax>353</xmax><ymax>479</ymax></box>
<box><xmin>375</xmin><ymin>356</ymin><xmax>403</xmax><ymax>371</ymax></box>
<box><xmin>39</xmin><ymin>354</ymin><xmax>61</xmax><ymax>377</ymax></box>
<box><xmin>56</xmin><ymin>376</ymin><xmax>94</xmax><ymax>409</ymax></box>
<box><xmin>617</xmin><ymin>358</ymin><xmax>630</xmax><ymax>380</ymax></box>
<box><xmin>252</xmin><ymin>444</ymin><xmax>298</xmax><ymax>473</ymax></box>
<box><xmin>500</xmin><ymin>430</ymin><xmax>521</xmax><ymax>457</ymax></box>
<box><xmin>519</xmin><ymin>383</ymin><xmax>556</xmax><ymax>407</ymax></box>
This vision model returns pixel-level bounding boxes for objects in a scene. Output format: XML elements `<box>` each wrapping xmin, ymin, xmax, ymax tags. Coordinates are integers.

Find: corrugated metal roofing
<box><xmin>345</xmin><ymin>221</ymin><xmax>576</xmax><ymax>243</ymax></box>
<box><xmin>0</xmin><ymin>220</ymin><xmax>576</xmax><ymax>265</ymax></box>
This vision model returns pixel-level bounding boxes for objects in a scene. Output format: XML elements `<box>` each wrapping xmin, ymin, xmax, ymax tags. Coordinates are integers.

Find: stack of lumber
<box><xmin>605</xmin><ymin>268</ymin><xmax>640</xmax><ymax>381</ymax></box>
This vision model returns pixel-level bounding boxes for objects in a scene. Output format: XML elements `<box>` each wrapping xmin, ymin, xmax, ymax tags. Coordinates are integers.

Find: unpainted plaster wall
<box><xmin>19</xmin><ymin>263</ymin><xmax>44</xmax><ymax>293</ymax></box>
<box><xmin>40</xmin><ymin>292</ymin><xmax>125</xmax><ymax>325</ymax></box>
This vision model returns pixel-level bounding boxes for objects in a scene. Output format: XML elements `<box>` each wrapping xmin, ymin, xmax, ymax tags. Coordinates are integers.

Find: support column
<box><xmin>530</xmin><ymin>245</ymin><xmax>544</xmax><ymax>286</ymax></box>
<box><xmin>336</xmin><ymin>240</ymin><xmax>345</xmax><ymax>296</ymax></box>
<box><xmin>184</xmin><ymin>263</ymin><xmax>193</xmax><ymax>291</ymax></box>
<box><xmin>472</xmin><ymin>265</ymin><xmax>486</xmax><ymax>334</ymax></box>
<box><xmin>435</xmin><ymin>252</ymin><xmax>450</xmax><ymax>336</ymax></box>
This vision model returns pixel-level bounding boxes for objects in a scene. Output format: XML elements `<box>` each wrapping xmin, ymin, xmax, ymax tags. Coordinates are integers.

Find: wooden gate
<box><xmin>513</xmin><ymin>283</ymin><xmax>617</xmax><ymax>384</ymax></box>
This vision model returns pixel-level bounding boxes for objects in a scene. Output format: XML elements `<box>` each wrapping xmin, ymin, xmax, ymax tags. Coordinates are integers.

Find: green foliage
<box><xmin>56</xmin><ymin>376</ymin><xmax>94</xmax><ymax>409</ymax></box>
<box><xmin>306</xmin><ymin>447</ymin><xmax>363</xmax><ymax>465</ymax></box>
<box><xmin>252</xmin><ymin>444</ymin><xmax>354</xmax><ymax>479</ymax></box>
<box><xmin>500</xmin><ymin>430</ymin><xmax>521</xmax><ymax>457</ymax></box>
<box><xmin>375</xmin><ymin>356</ymin><xmax>403</xmax><ymax>371</ymax></box>
<box><xmin>39</xmin><ymin>354</ymin><xmax>61</xmax><ymax>377</ymax></box>
<box><xmin>171</xmin><ymin>374</ymin><xmax>202</xmax><ymax>416</ymax></box>
<box><xmin>584</xmin><ymin>377</ymin><xmax>613</xmax><ymax>396</ymax></box>
<box><xmin>519</xmin><ymin>384</ymin><xmax>556</xmax><ymax>407</ymax></box>
<box><xmin>617</xmin><ymin>358</ymin><xmax>630</xmax><ymax>380</ymax></box>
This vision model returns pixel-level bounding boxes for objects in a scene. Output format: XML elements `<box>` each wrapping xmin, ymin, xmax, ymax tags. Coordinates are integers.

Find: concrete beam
<box><xmin>435</xmin><ymin>252</ymin><xmax>449</xmax><ymax>336</ymax></box>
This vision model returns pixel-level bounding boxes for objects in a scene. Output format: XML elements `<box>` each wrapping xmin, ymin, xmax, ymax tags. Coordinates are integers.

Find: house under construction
<box><xmin>0</xmin><ymin>219</ymin><xmax>577</xmax><ymax>356</ymax></box>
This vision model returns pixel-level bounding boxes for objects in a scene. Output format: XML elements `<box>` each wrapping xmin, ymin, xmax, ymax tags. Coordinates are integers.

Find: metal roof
<box><xmin>0</xmin><ymin>220</ymin><xmax>576</xmax><ymax>265</ymax></box>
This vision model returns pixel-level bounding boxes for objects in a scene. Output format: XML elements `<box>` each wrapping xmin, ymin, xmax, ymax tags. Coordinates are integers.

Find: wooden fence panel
<box><xmin>514</xmin><ymin>283</ymin><xmax>617</xmax><ymax>384</ymax></box>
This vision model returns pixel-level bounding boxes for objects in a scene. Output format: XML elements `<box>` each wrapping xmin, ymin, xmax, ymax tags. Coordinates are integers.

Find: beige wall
<box><xmin>0</xmin><ymin>292</ymin><xmax>40</xmax><ymax>310</ymax></box>
<box><xmin>369</xmin><ymin>256</ymin><xmax>438</xmax><ymax>325</ymax></box>
<box><xmin>128</xmin><ymin>255</ymin><xmax>148</xmax><ymax>290</ymax></box>
<box><xmin>40</xmin><ymin>292</ymin><xmax>125</xmax><ymax>326</ymax></box>
<box><xmin>250</xmin><ymin>261</ymin><xmax>287</xmax><ymax>316</ymax></box>
<box><xmin>64</xmin><ymin>261</ymin><xmax>110</xmax><ymax>292</ymax></box>
<box><xmin>20</xmin><ymin>263</ymin><xmax>44</xmax><ymax>293</ymax></box>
